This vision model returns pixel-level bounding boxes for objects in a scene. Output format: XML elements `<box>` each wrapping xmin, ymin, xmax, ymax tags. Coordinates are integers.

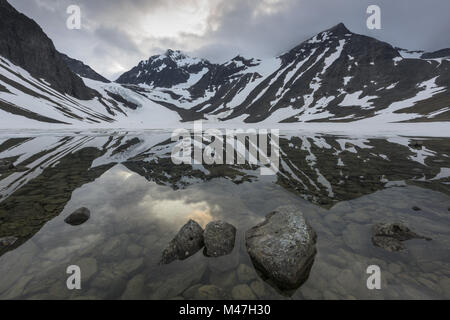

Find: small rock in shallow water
<box><xmin>237</xmin><ymin>264</ymin><xmax>257</xmax><ymax>283</ymax></box>
<box><xmin>371</xmin><ymin>222</ymin><xmax>431</xmax><ymax>252</ymax></box>
<box><xmin>250</xmin><ymin>281</ymin><xmax>266</xmax><ymax>298</ymax></box>
<box><xmin>209</xmin><ymin>270</ymin><xmax>236</xmax><ymax>288</ymax></box>
<box><xmin>160</xmin><ymin>219</ymin><xmax>204</xmax><ymax>264</ymax></box>
<box><xmin>194</xmin><ymin>285</ymin><xmax>230</xmax><ymax>300</ymax></box>
<box><xmin>0</xmin><ymin>236</ymin><xmax>18</xmax><ymax>247</ymax></box>
<box><xmin>231</xmin><ymin>284</ymin><xmax>257</xmax><ymax>300</ymax></box>
<box><xmin>203</xmin><ymin>220</ymin><xmax>236</xmax><ymax>257</ymax></box>
<box><xmin>121</xmin><ymin>274</ymin><xmax>146</xmax><ymax>300</ymax></box>
<box><xmin>64</xmin><ymin>207</ymin><xmax>91</xmax><ymax>226</ymax></box>
<box><xmin>245</xmin><ymin>205</ymin><xmax>317</xmax><ymax>291</ymax></box>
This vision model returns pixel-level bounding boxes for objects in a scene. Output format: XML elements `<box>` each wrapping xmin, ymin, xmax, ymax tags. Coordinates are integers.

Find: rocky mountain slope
<box><xmin>0</xmin><ymin>0</ymin><xmax>179</xmax><ymax>128</ymax></box>
<box><xmin>122</xmin><ymin>23</ymin><xmax>449</xmax><ymax>124</ymax></box>
<box><xmin>116</xmin><ymin>49</ymin><xmax>212</xmax><ymax>88</ymax></box>
<box><xmin>0</xmin><ymin>0</ymin><xmax>95</xmax><ymax>100</ymax></box>
<box><xmin>60</xmin><ymin>53</ymin><xmax>110</xmax><ymax>83</ymax></box>
<box><xmin>0</xmin><ymin>0</ymin><xmax>449</xmax><ymax>128</ymax></box>
<box><xmin>421</xmin><ymin>48</ymin><xmax>450</xmax><ymax>59</ymax></box>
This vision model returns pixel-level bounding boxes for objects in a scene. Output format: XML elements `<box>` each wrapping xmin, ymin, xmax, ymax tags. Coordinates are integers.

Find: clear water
<box><xmin>0</xmin><ymin>132</ymin><xmax>449</xmax><ymax>300</ymax></box>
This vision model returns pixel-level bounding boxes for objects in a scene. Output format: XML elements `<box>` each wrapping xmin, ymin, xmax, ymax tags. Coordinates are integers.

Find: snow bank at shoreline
<box><xmin>0</xmin><ymin>120</ymin><xmax>449</xmax><ymax>138</ymax></box>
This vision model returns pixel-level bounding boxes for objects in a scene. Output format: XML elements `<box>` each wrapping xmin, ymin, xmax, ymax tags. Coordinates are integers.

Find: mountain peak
<box><xmin>164</xmin><ymin>49</ymin><xmax>186</xmax><ymax>59</ymax></box>
<box><xmin>327</xmin><ymin>23</ymin><xmax>351</xmax><ymax>35</ymax></box>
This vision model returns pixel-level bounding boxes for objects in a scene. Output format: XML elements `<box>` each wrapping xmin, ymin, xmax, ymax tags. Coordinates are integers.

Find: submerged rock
<box><xmin>203</xmin><ymin>220</ymin><xmax>236</xmax><ymax>257</ymax></box>
<box><xmin>160</xmin><ymin>220</ymin><xmax>204</xmax><ymax>264</ymax></box>
<box><xmin>371</xmin><ymin>222</ymin><xmax>432</xmax><ymax>252</ymax></box>
<box><xmin>64</xmin><ymin>207</ymin><xmax>91</xmax><ymax>226</ymax></box>
<box><xmin>231</xmin><ymin>284</ymin><xmax>257</xmax><ymax>300</ymax></box>
<box><xmin>245</xmin><ymin>205</ymin><xmax>317</xmax><ymax>291</ymax></box>
<box><xmin>193</xmin><ymin>285</ymin><xmax>230</xmax><ymax>300</ymax></box>
<box><xmin>236</xmin><ymin>264</ymin><xmax>257</xmax><ymax>283</ymax></box>
<box><xmin>0</xmin><ymin>236</ymin><xmax>18</xmax><ymax>247</ymax></box>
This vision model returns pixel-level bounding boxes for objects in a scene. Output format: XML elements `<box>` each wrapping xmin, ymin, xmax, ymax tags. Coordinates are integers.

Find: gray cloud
<box><xmin>8</xmin><ymin>0</ymin><xmax>450</xmax><ymax>80</ymax></box>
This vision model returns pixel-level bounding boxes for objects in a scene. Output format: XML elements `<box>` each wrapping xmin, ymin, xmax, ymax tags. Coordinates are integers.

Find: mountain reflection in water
<box><xmin>0</xmin><ymin>131</ymin><xmax>449</xmax><ymax>300</ymax></box>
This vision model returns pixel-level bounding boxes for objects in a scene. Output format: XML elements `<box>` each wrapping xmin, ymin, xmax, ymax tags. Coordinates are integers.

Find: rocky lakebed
<box><xmin>0</xmin><ymin>131</ymin><xmax>449</xmax><ymax>300</ymax></box>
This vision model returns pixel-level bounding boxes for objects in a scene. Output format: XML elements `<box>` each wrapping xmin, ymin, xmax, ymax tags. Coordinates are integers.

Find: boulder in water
<box><xmin>245</xmin><ymin>205</ymin><xmax>317</xmax><ymax>290</ymax></box>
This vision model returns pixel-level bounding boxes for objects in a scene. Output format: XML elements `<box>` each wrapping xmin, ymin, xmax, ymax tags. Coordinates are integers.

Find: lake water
<box><xmin>0</xmin><ymin>131</ymin><xmax>449</xmax><ymax>300</ymax></box>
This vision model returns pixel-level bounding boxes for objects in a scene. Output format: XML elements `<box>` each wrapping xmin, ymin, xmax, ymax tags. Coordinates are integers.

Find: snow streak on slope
<box><xmin>0</xmin><ymin>57</ymin><xmax>116</xmax><ymax>124</ymax></box>
<box><xmin>360</xmin><ymin>77</ymin><xmax>447</xmax><ymax>123</ymax></box>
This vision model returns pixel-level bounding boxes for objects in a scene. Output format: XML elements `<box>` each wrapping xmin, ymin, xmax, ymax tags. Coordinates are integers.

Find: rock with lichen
<box><xmin>245</xmin><ymin>205</ymin><xmax>317</xmax><ymax>290</ymax></box>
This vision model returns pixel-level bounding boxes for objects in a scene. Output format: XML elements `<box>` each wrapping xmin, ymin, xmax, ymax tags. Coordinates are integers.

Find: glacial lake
<box><xmin>0</xmin><ymin>131</ymin><xmax>449</xmax><ymax>300</ymax></box>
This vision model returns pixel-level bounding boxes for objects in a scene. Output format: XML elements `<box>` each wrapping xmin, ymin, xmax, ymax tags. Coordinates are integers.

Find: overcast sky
<box><xmin>8</xmin><ymin>0</ymin><xmax>450</xmax><ymax>80</ymax></box>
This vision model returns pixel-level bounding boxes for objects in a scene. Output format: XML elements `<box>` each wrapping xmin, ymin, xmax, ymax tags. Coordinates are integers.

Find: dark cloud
<box><xmin>8</xmin><ymin>0</ymin><xmax>450</xmax><ymax>80</ymax></box>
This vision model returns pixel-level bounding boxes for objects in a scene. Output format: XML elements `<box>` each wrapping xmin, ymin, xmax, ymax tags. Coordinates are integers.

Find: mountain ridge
<box><xmin>60</xmin><ymin>53</ymin><xmax>111</xmax><ymax>84</ymax></box>
<box><xmin>0</xmin><ymin>0</ymin><xmax>448</xmax><ymax>128</ymax></box>
<box><xmin>114</xmin><ymin>22</ymin><xmax>449</xmax><ymax>124</ymax></box>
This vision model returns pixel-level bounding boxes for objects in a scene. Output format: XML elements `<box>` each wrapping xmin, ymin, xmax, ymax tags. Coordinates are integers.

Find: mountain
<box><xmin>116</xmin><ymin>49</ymin><xmax>212</xmax><ymax>88</ymax></box>
<box><xmin>60</xmin><ymin>53</ymin><xmax>111</xmax><ymax>83</ymax></box>
<box><xmin>421</xmin><ymin>48</ymin><xmax>450</xmax><ymax>59</ymax></box>
<box><xmin>0</xmin><ymin>0</ymin><xmax>95</xmax><ymax>100</ymax></box>
<box><xmin>0</xmin><ymin>0</ymin><xmax>181</xmax><ymax>128</ymax></box>
<box><xmin>0</xmin><ymin>0</ymin><xmax>449</xmax><ymax>128</ymax></box>
<box><xmin>125</xmin><ymin>22</ymin><xmax>450</xmax><ymax>124</ymax></box>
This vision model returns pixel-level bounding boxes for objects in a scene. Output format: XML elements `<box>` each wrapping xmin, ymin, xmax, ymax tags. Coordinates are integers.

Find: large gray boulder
<box><xmin>245</xmin><ymin>205</ymin><xmax>317</xmax><ymax>290</ymax></box>
<box><xmin>203</xmin><ymin>220</ymin><xmax>236</xmax><ymax>257</ymax></box>
<box><xmin>372</xmin><ymin>222</ymin><xmax>431</xmax><ymax>252</ymax></box>
<box><xmin>160</xmin><ymin>220</ymin><xmax>204</xmax><ymax>264</ymax></box>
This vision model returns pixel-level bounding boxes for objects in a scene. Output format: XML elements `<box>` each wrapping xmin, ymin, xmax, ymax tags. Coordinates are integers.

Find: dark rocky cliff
<box><xmin>0</xmin><ymin>0</ymin><xmax>95</xmax><ymax>100</ymax></box>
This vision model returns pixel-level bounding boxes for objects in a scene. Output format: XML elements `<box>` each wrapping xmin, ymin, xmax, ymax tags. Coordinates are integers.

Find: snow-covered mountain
<box><xmin>0</xmin><ymin>0</ymin><xmax>449</xmax><ymax>128</ymax></box>
<box><xmin>116</xmin><ymin>49</ymin><xmax>212</xmax><ymax>89</ymax></box>
<box><xmin>128</xmin><ymin>23</ymin><xmax>450</xmax><ymax>124</ymax></box>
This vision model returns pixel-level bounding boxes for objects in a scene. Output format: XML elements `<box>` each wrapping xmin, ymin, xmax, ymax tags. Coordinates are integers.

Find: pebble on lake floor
<box><xmin>64</xmin><ymin>207</ymin><xmax>91</xmax><ymax>226</ymax></box>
